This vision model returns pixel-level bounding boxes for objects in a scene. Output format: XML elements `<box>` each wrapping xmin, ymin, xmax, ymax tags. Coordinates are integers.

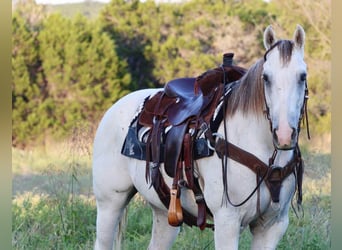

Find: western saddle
<box><xmin>137</xmin><ymin>53</ymin><xmax>247</xmax><ymax>229</ymax></box>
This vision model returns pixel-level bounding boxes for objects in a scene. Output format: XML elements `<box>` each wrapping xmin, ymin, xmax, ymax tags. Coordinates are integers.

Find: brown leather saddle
<box><xmin>139</xmin><ymin>55</ymin><xmax>246</xmax><ymax>171</ymax></box>
<box><xmin>122</xmin><ymin>52</ymin><xmax>305</xmax><ymax>230</ymax></box>
<box><xmin>130</xmin><ymin>53</ymin><xmax>246</xmax><ymax>229</ymax></box>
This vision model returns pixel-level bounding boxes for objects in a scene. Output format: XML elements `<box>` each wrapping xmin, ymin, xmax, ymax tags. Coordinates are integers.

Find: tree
<box><xmin>12</xmin><ymin>0</ymin><xmax>331</xmax><ymax>148</ymax></box>
<box><xmin>37</xmin><ymin>13</ymin><xmax>132</xmax><ymax>137</ymax></box>
<box><xmin>12</xmin><ymin>12</ymin><xmax>45</xmax><ymax>147</ymax></box>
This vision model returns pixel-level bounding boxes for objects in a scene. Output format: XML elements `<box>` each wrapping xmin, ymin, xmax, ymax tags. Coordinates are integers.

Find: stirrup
<box><xmin>168</xmin><ymin>188</ymin><xmax>183</xmax><ymax>226</ymax></box>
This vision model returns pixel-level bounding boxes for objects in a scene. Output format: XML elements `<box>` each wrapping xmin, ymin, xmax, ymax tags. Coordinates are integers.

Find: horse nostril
<box><xmin>272</xmin><ymin>127</ymin><xmax>296</xmax><ymax>149</ymax></box>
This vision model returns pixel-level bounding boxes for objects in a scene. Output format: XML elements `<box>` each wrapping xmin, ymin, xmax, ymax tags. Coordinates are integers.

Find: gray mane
<box><xmin>227</xmin><ymin>58</ymin><xmax>265</xmax><ymax>117</ymax></box>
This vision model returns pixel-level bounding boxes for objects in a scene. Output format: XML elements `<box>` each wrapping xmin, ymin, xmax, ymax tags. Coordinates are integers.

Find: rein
<box><xmin>205</xmin><ymin>57</ymin><xmax>308</xmax><ymax>211</ymax></box>
<box><xmin>302</xmin><ymin>81</ymin><xmax>310</xmax><ymax>139</ymax></box>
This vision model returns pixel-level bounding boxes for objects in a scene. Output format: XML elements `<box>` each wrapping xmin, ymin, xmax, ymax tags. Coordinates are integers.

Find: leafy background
<box><xmin>12</xmin><ymin>0</ymin><xmax>330</xmax><ymax>151</ymax></box>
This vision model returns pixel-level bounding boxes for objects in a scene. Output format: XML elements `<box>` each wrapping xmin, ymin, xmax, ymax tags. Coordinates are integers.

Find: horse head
<box><xmin>262</xmin><ymin>25</ymin><xmax>308</xmax><ymax>150</ymax></box>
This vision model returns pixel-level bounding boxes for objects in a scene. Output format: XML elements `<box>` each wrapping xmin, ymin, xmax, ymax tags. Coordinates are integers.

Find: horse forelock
<box><xmin>278</xmin><ymin>40</ymin><xmax>294</xmax><ymax>65</ymax></box>
<box><xmin>227</xmin><ymin>58</ymin><xmax>265</xmax><ymax>117</ymax></box>
<box><xmin>265</xmin><ymin>40</ymin><xmax>294</xmax><ymax>66</ymax></box>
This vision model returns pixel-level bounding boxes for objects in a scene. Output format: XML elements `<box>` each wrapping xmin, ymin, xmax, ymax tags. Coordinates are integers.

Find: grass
<box><xmin>12</xmin><ymin>194</ymin><xmax>330</xmax><ymax>249</ymax></box>
<box><xmin>122</xmin><ymin>194</ymin><xmax>331</xmax><ymax>250</ymax></box>
<box><xmin>12</xmin><ymin>193</ymin><xmax>96</xmax><ymax>249</ymax></box>
<box><xmin>12</xmin><ymin>138</ymin><xmax>331</xmax><ymax>249</ymax></box>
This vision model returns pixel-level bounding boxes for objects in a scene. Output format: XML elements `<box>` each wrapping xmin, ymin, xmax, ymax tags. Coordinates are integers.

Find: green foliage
<box><xmin>36</xmin><ymin>13</ymin><xmax>131</xmax><ymax>138</ymax></box>
<box><xmin>12</xmin><ymin>12</ymin><xmax>45</xmax><ymax>146</ymax></box>
<box><xmin>123</xmin><ymin>200</ymin><xmax>153</xmax><ymax>248</ymax></box>
<box><xmin>12</xmin><ymin>3</ymin><xmax>131</xmax><ymax>147</ymax></box>
<box><xmin>228</xmin><ymin>0</ymin><xmax>271</xmax><ymax>26</ymax></box>
<box><xmin>12</xmin><ymin>194</ymin><xmax>96</xmax><ymax>249</ymax></box>
<box><xmin>12</xmin><ymin>0</ymin><xmax>331</xmax><ymax>148</ymax></box>
<box><xmin>278</xmin><ymin>195</ymin><xmax>331</xmax><ymax>250</ymax></box>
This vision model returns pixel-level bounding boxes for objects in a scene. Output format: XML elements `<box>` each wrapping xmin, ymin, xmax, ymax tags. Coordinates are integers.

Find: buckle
<box><xmin>178</xmin><ymin>179</ymin><xmax>189</xmax><ymax>189</ymax></box>
<box><xmin>268</xmin><ymin>166</ymin><xmax>283</xmax><ymax>183</ymax></box>
<box><xmin>149</xmin><ymin>162</ymin><xmax>159</xmax><ymax>169</ymax></box>
<box><xmin>195</xmin><ymin>193</ymin><xmax>204</xmax><ymax>203</ymax></box>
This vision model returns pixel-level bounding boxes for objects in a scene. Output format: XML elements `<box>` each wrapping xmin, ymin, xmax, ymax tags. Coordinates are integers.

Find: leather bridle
<box><xmin>262</xmin><ymin>70</ymin><xmax>310</xmax><ymax>149</ymax></box>
<box><xmin>206</xmin><ymin>49</ymin><xmax>309</xmax><ymax>212</ymax></box>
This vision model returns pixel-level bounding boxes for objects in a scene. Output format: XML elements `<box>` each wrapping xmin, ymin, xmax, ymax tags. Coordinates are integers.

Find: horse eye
<box><xmin>262</xmin><ymin>74</ymin><xmax>269</xmax><ymax>83</ymax></box>
<box><xmin>300</xmin><ymin>73</ymin><xmax>307</xmax><ymax>82</ymax></box>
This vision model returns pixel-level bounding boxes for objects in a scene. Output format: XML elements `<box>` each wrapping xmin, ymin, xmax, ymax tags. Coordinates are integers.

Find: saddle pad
<box><xmin>121</xmin><ymin>126</ymin><xmax>213</xmax><ymax>162</ymax></box>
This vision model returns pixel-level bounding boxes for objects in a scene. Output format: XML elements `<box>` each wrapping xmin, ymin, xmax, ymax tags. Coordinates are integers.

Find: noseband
<box><xmin>263</xmin><ymin>42</ymin><xmax>311</xmax><ymax>145</ymax></box>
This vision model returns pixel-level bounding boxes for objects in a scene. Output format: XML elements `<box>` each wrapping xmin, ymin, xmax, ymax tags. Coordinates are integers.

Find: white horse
<box><xmin>92</xmin><ymin>25</ymin><xmax>308</xmax><ymax>250</ymax></box>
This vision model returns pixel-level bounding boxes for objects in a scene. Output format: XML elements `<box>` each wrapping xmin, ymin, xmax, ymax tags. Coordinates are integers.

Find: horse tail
<box><xmin>115</xmin><ymin>207</ymin><xmax>128</xmax><ymax>250</ymax></box>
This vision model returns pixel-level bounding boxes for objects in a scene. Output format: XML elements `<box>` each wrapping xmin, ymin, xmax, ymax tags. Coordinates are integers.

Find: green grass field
<box><xmin>12</xmin><ymin>142</ymin><xmax>331</xmax><ymax>249</ymax></box>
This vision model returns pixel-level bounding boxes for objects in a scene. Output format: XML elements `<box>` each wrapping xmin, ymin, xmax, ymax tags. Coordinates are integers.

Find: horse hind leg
<box><xmin>148</xmin><ymin>205</ymin><xmax>180</xmax><ymax>250</ymax></box>
<box><xmin>94</xmin><ymin>185</ymin><xmax>137</xmax><ymax>250</ymax></box>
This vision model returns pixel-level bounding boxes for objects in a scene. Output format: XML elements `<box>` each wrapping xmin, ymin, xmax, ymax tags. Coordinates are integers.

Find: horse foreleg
<box><xmin>213</xmin><ymin>208</ymin><xmax>241</xmax><ymax>250</ymax></box>
<box><xmin>148</xmin><ymin>205</ymin><xmax>180</xmax><ymax>250</ymax></box>
<box><xmin>250</xmin><ymin>212</ymin><xmax>289</xmax><ymax>250</ymax></box>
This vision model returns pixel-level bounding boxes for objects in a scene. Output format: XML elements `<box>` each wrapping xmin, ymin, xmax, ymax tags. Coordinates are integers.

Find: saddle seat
<box><xmin>164</xmin><ymin>78</ymin><xmax>210</xmax><ymax>126</ymax></box>
<box><xmin>164</xmin><ymin>77</ymin><xmax>198</xmax><ymax>98</ymax></box>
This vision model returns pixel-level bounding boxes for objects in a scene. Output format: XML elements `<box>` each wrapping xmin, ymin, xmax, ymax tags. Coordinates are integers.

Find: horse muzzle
<box><xmin>272</xmin><ymin>127</ymin><xmax>297</xmax><ymax>150</ymax></box>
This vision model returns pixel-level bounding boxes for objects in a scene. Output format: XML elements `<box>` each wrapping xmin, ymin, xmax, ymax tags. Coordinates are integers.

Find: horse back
<box><xmin>93</xmin><ymin>88</ymin><xmax>161</xmax><ymax>158</ymax></box>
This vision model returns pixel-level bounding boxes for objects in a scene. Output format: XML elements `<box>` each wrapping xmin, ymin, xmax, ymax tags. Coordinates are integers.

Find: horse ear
<box><xmin>293</xmin><ymin>24</ymin><xmax>305</xmax><ymax>52</ymax></box>
<box><xmin>263</xmin><ymin>25</ymin><xmax>277</xmax><ymax>50</ymax></box>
